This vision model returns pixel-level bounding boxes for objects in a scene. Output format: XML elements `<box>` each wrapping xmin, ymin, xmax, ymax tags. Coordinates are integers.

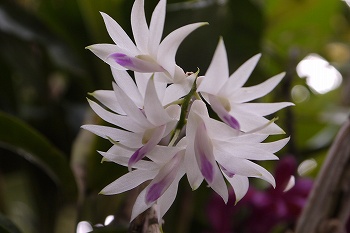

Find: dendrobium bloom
<box><xmin>82</xmin><ymin>76</ymin><xmax>180</xmax><ymax>170</ymax></box>
<box><xmin>185</xmin><ymin>100</ymin><xmax>290</xmax><ymax>203</ymax></box>
<box><xmin>83</xmin><ymin>0</ymin><xmax>294</xmax><ymax>224</ymax></box>
<box><xmin>87</xmin><ymin>0</ymin><xmax>206</xmax><ymax>82</ymax></box>
<box><xmin>198</xmin><ymin>38</ymin><xmax>294</xmax><ymax>134</ymax></box>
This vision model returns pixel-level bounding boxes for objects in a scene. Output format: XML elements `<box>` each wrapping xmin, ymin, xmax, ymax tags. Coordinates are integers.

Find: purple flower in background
<box><xmin>206</xmin><ymin>155</ymin><xmax>313</xmax><ymax>233</ymax></box>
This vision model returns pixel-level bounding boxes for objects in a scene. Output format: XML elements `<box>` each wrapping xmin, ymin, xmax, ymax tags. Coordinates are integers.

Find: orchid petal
<box><xmin>111</xmin><ymin>68</ymin><xmax>143</xmax><ymax>108</ymax></box>
<box><xmin>100</xmin><ymin>12</ymin><xmax>139</xmax><ymax>55</ymax></box>
<box><xmin>208</xmin><ymin>95</ymin><xmax>240</xmax><ymax>129</ymax></box>
<box><xmin>238</xmin><ymin>102</ymin><xmax>294</xmax><ymax>116</ymax></box>
<box><xmin>157</xmin><ymin>168</ymin><xmax>185</xmax><ymax>221</ymax></box>
<box><xmin>158</xmin><ymin>22</ymin><xmax>207</xmax><ymax>76</ymax></box>
<box><xmin>223</xmin><ymin>173</ymin><xmax>249</xmax><ymax>203</ymax></box>
<box><xmin>194</xmin><ymin>121</ymin><xmax>215</xmax><ymax>183</ymax></box>
<box><xmin>100</xmin><ymin>169</ymin><xmax>157</xmax><ymax>195</ymax></box>
<box><xmin>257</xmin><ymin>137</ymin><xmax>290</xmax><ymax>153</ymax></box>
<box><xmin>144</xmin><ymin>78</ymin><xmax>171</xmax><ymax>126</ymax></box>
<box><xmin>147</xmin><ymin>146</ymin><xmax>184</xmax><ymax>164</ymax></box>
<box><xmin>230</xmin><ymin>72</ymin><xmax>285</xmax><ymax>102</ymax></box>
<box><xmin>128</xmin><ymin>125</ymin><xmax>166</xmax><ymax>170</ymax></box>
<box><xmin>88</xmin><ymin>99</ymin><xmax>144</xmax><ymax>133</ymax></box>
<box><xmin>112</xmin><ymin>82</ymin><xmax>151</xmax><ymax>128</ymax></box>
<box><xmin>198</xmin><ymin>38</ymin><xmax>228</xmax><ymax>95</ymax></box>
<box><xmin>86</xmin><ymin>44</ymin><xmax>127</xmax><ymax>70</ymax></box>
<box><xmin>89</xmin><ymin>90</ymin><xmax>125</xmax><ymax>115</ymax></box>
<box><xmin>149</xmin><ymin>0</ymin><xmax>166</xmax><ymax>56</ymax></box>
<box><xmin>81</xmin><ymin>125</ymin><xmax>142</xmax><ymax>148</ymax></box>
<box><xmin>131</xmin><ymin>188</ymin><xmax>152</xmax><ymax>222</ymax></box>
<box><xmin>220</xmin><ymin>53</ymin><xmax>261</xmax><ymax>96</ymax></box>
<box><xmin>145</xmin><ymin>151</ymin><xmax>184</xmax><ymax>204</ymax></box>
<box><xmin>108</xmin><ymin>53</ymin><xmax>165</xmax><ymax>73</ymax></box>
<box><xmin>131</xmin><ymin>0</ymin><xmax>149</xmax><ymax>53</ymax></box>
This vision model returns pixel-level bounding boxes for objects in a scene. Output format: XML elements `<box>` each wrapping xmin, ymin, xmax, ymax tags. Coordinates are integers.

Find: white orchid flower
<box><xmin>185</xmin><ymin>100</ymin><xmax>290</xmax><ymax>203</ymax></box>
<box><xmin>197</xmin><ymin>38</ymin><xmax>294</xmax><ymax>134</ymax></box>
<box><xmin>87</xmin><ymin>0</ymin><xmax>206</xmax><ymax>82</ymax></box>
<box><xmin>82</xmin><ymin>76</ymin><xmax>180</xmax><ymax>170</ymax></box>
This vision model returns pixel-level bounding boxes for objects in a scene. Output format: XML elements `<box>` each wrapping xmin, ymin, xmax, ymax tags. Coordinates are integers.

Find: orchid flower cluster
<box><xmin>82</xmin><ymin>0</ymin><xmax>293</xmax><ymax>222</ymax></box>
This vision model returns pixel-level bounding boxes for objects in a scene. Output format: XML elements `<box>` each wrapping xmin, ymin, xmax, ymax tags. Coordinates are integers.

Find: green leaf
<box><xmin>0</xmin><ymin>213</ymin><xmax>22</xmax><ymax>233</ymax></box>
<box><xmin>0</xmin><ymin>112</ymin><xmax>77</xmax><ymax>200</ymax></box>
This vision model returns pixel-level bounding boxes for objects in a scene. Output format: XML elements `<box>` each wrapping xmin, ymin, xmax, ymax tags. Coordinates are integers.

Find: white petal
<box><xmin>210</xmin><ymin>165</ymin><xmax>229</xmax><ymax>203</ymax></box>
<box><xmin>100</xmin><ymin>12</ymin><xmax>139</xmax><ymax>55</ymax></box>
<box><xmin>238</xmin><ymin>102</ymin><xmax>294</xmax><ymax>116</ymax></box>
<box><xmin>220</xmin><ymin>54</ymin><xmax>261</xmax><ymax>96</ymax></box>
<box><xmin>158</xmin><ymin>22</ymin><xmax>207</xmax><ymax>77</ymax></box>
<box><xmin>81</xmin><ymin>124</ymin><xmax>142</xmax><ymax>148</ymax></box>
<box><xmin>223</xmin><ymin>173</ymin><xmax>249</xmax><ymax>203</ymax></box>
<box><xmin>144</xmin><ymin>78</ymin><xmax>171</xmax><ymax>126</ymax></box>
<box><xmin>90</xmin><ymin>90</ymin><xmax>125</xmax><ymax>115</ymax></box>
<box><xmin>99</xmin><ymin>151</ymin><xmax>158</xmax><ymax>170</ymax></box>
<box><xmin>162</xmin><ymin>80</ymin><xmax>193</xmax><ymax>106</ymax></box>
<box><xmin>198</xmin><ymin>38</ymin><xmax>228</xmax><ymax>95</ymax></box>
<box><xmin>131</xmin><ymin>0</ymin><xmax>149</xmax><ymax>53</ymax></box>
<box><xmin>283</xmin><ymin>175</ymin><xmax>295</xmax><ymax>192</ymax></box>
<box><xmin>100</xmin><ymin>169</ymin><xmax>157</xmax><ymax>195</ymax></box>
<box><xmin>230</xmin><ymin>72</ymin><xmax>285</xmax><ymax>102</ymax></box>
<box><xmin>111</xmin><ymin>68</ymin><xmax>143</xmax><ymax>108</ymax></box>
<box><xmin>86</xmin><ymin>44</ymin><xmax>127</xmax><ymax>70</ymax></box>
<box><xmin>88</xmin><ymin>99</ymin><xmax>144</xmax><ymax>133</ymax></box>
<box><xmin>213</xmin><ymin>141</ymin><xmax>279</xmax><ymax>161</ymax></box>
<box><xmin>148</xmin><ymin>0</ymin><xmax>166</xmax><ymax>56</ymax></box>
<box><xmin>131</xmin><ymin>188</ymin><xmax>152</xmax><ymax>222</ymax></box>
<box><xmin>229</xmin><ymin>107</ymin><xmax>285</xmax><ymax>134</ymax></box>
<box><xmin>113</xmin><ymin>83</ymin><xmax>152</xmax><ymax>128</ymax></box>
<box><xmin>147</xmin><ymin>146</ymin><xmax>184</xmax><ymax>164</ymax></box>
<box><xmin>184</xmin><ymin>140</ymin><xmax>203</xmax><ymax>190</ymax></box>
<box><xmin>256</xmin><ymin>137</ymin><xmax>290</xmax><ymax>153</ymax></box>
<box><xmin>157</xmin><ymin>169</ymin><xmax>185</xmax><ymax>221</ymax></box>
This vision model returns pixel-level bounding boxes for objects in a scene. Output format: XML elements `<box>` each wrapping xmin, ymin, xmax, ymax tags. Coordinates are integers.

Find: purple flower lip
<box><xmin>110</xmin><ymin>53</ymin><xmax>133</xmax><ymax>67</ymax></box>
<box><xmin>200</xmin><ymin>154</ymin><xmax>214</xmax><ymax>183</ymax></box>
<box><xmin>223</xmin><ymin>114</ymin><xmax>240</xmax><ymax>130</ymax></box>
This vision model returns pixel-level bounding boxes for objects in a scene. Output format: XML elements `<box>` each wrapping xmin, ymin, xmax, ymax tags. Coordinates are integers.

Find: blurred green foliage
<box><xmin>0</xmin><ymin>0</ymin><xmax>349</xmax><ymax>232</ymax></box>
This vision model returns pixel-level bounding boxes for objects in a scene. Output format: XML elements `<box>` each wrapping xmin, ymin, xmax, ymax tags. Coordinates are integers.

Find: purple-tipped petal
<box><xmin>108</xmin><ymin>53</ymin><xmax>165</xmax><ymax>73</ymax></box>
<box><xmin>194</xmin><ymin>121</ymin><xmax>216</xmax><ymax>184</ymax></box>
<box><xmin>208</xmin><ymin>94</ymin><xmax>240</xmax><ymax>130</ymax></box>
<box><xmin>145</xmin><ymin>151</ymin><xmax>184</xmax><ymax>204</ymax></box>
<box><xmin>128</xmin><ymin>125</ymin><xmax>166</xmax><ymax>170</ymax></box>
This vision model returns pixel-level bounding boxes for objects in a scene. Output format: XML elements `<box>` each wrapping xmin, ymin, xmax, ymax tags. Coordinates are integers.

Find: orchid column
<box><xmin>82</xmin><ymin>0</ymin><xmax>293</xmax><ymax>229</ymax></box>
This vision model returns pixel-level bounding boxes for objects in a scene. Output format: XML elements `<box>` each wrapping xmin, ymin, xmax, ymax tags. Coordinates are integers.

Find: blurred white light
<box><xmin>291</xmin><ymin>85</ymin><xmax>310</xmax><ymax>103</ymax></box>
<box><xmin>283</xmin><ymin>175</ymin><xmax>295</xmax><ymax>192</ymax></box>
<box><xmin>104</xmin><ymin>215</ymin><xmax>114</xmax><ymax>226</ymax></box>
<box><xmin>343</xmin><ymin>0</ymin><xmax>350</xmax><ymax>7</ymax></box>
<box><xmin>298</xmin><ymin>159</ymin><xmax>317</xmax><ymax>176</ymax></box>
<box><xmin>76</xmin><ymin>221</ymin><xmax>93</xmax><ymax>233</ymax></box>
<box><xmin>296</xmin><ymin>54</ymin><xmax>342</xmax><ymax>94</ymax></box>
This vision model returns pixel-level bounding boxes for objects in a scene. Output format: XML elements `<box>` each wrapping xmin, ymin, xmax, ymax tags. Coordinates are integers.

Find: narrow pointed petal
<box><xmin>230</xmin><ymin>72</ymin><xmax>285</xmax><ymax>102</ymax></box>
<box><xmin>157</xmin><ymin>168</ymin><xmax>185</xmax><ymax>221</ymax></box>
<box><xmin>100</xmin><ymin>12</ymin><xmax>139</xmax><ymax>55</ymax></box>
<box><xmin>256</xmin><ymin>137</ymin><xmax>290</xmax><ymax>153</ymax></box>
<box><xmin>220</xmin><ymin>54</ymin><xmax>261</xmax><ymax>96</ymax></box>
<box><xmin>208</xmin><ymin>95</ymin><xmax>240</xmax><ymax>129</ymax></box>
<box><xmin>89</xmin><ymin>90</ymin><xmax>125</xmax><ymax>115</ymax></box>
<box><xmin>144</xmin><ymin>78</ymin><xmax>171</xmax><ymax>126</ymax></box>
<box><xmin>88</xmin><ymin>99</ymin><xmax>144</xmax><ymax>133</ymax></box>
<box><xmin>210</xmin><ymin>165</ymin><xmax>229</xmax><ymax>203</ymax></box>
<box><xmin>131</xmin><ymin>0</ymin><xmax>149</xmax><ymax>52</ymax></box>
<box><xmin>198</xmin><ymin>38</ymin><xmax>228</xmax><ymax>95</ymax></box>
<box><xmin>131</xmin><ymin>189</ymin><xmax>152</xmax><ymax>222</ymax></box>
<box><xmin>223</xmin><ymin>173</ymin><xmax>249</xmax><ymax>203</ymax></box>
<box><xmin>145</xmin><ymin>151</ymin><xmax>184</xmax><ymax>204</ymax></box>
<box><xmin>158</xmin><ymin>22</ymin><xmax>207</xmax><ymax>76</ymax></box>
<box><xmin>108</xmin><ymin>53</ymin><xmax>165</xmax><ymax>73</ymax></box>
<box><xmin>99</xmin><ymin>151</ymin><xmax>158</xmax><ymax>170</ymax></box>
<box><xmin>128</xmin><ymin>125</ymin><xmax>166</xmax><ymax>170</ymax></box>
<box><xmin>194</xmin><ymin>121</ymin><xmax>216</xmax><ymax>183</ymax></box>
<box><xmin>112</xmin><ymin>82</ymin><xmax>151</xmax><ymax>128</ymax></box>
<box><xmin>86</xmin><ymin>44</ymin><xmax>127</xmax><ymax>70</ymax></box>
<box><xmin>148</xmin><ymin>0</ymin><xmax>166</xmax><ymax>56</ymax></box>
<box><xmin>185</xmin><ymin>141</ymin><xmax>203</xmax><ymax>190</ymax></box>
<box><xmin>238</xmin><ymin>102</ymin><xmax>294</xmax><ymax>116</ymax></box>
<box><xmin>111</xmin><ymin>68</ymin><xmax>143</xmax><ymax>108</ymax></box>
<box><xmin>147</xmin><ymin>146</ymin><xmax>184</xmax><ymax>164</ymax></box>
<box><xmin>213</xmin><ymin>142</ymin><xmax>279</xmax><ymax>161</ymax></box>
<box><xmin>100</xmin><ymin>169</ymin><xmax>157</xmax><ymax>195</ymax></box>
<box><xmin>162</xmin><ymin>78</ymin><xmax>194</xmax><ymax>106</ymax></box>
<box><xmin>81</xmin><ymin>125</ymin><xmax>142</xmax><ymax>148</ymax></box>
